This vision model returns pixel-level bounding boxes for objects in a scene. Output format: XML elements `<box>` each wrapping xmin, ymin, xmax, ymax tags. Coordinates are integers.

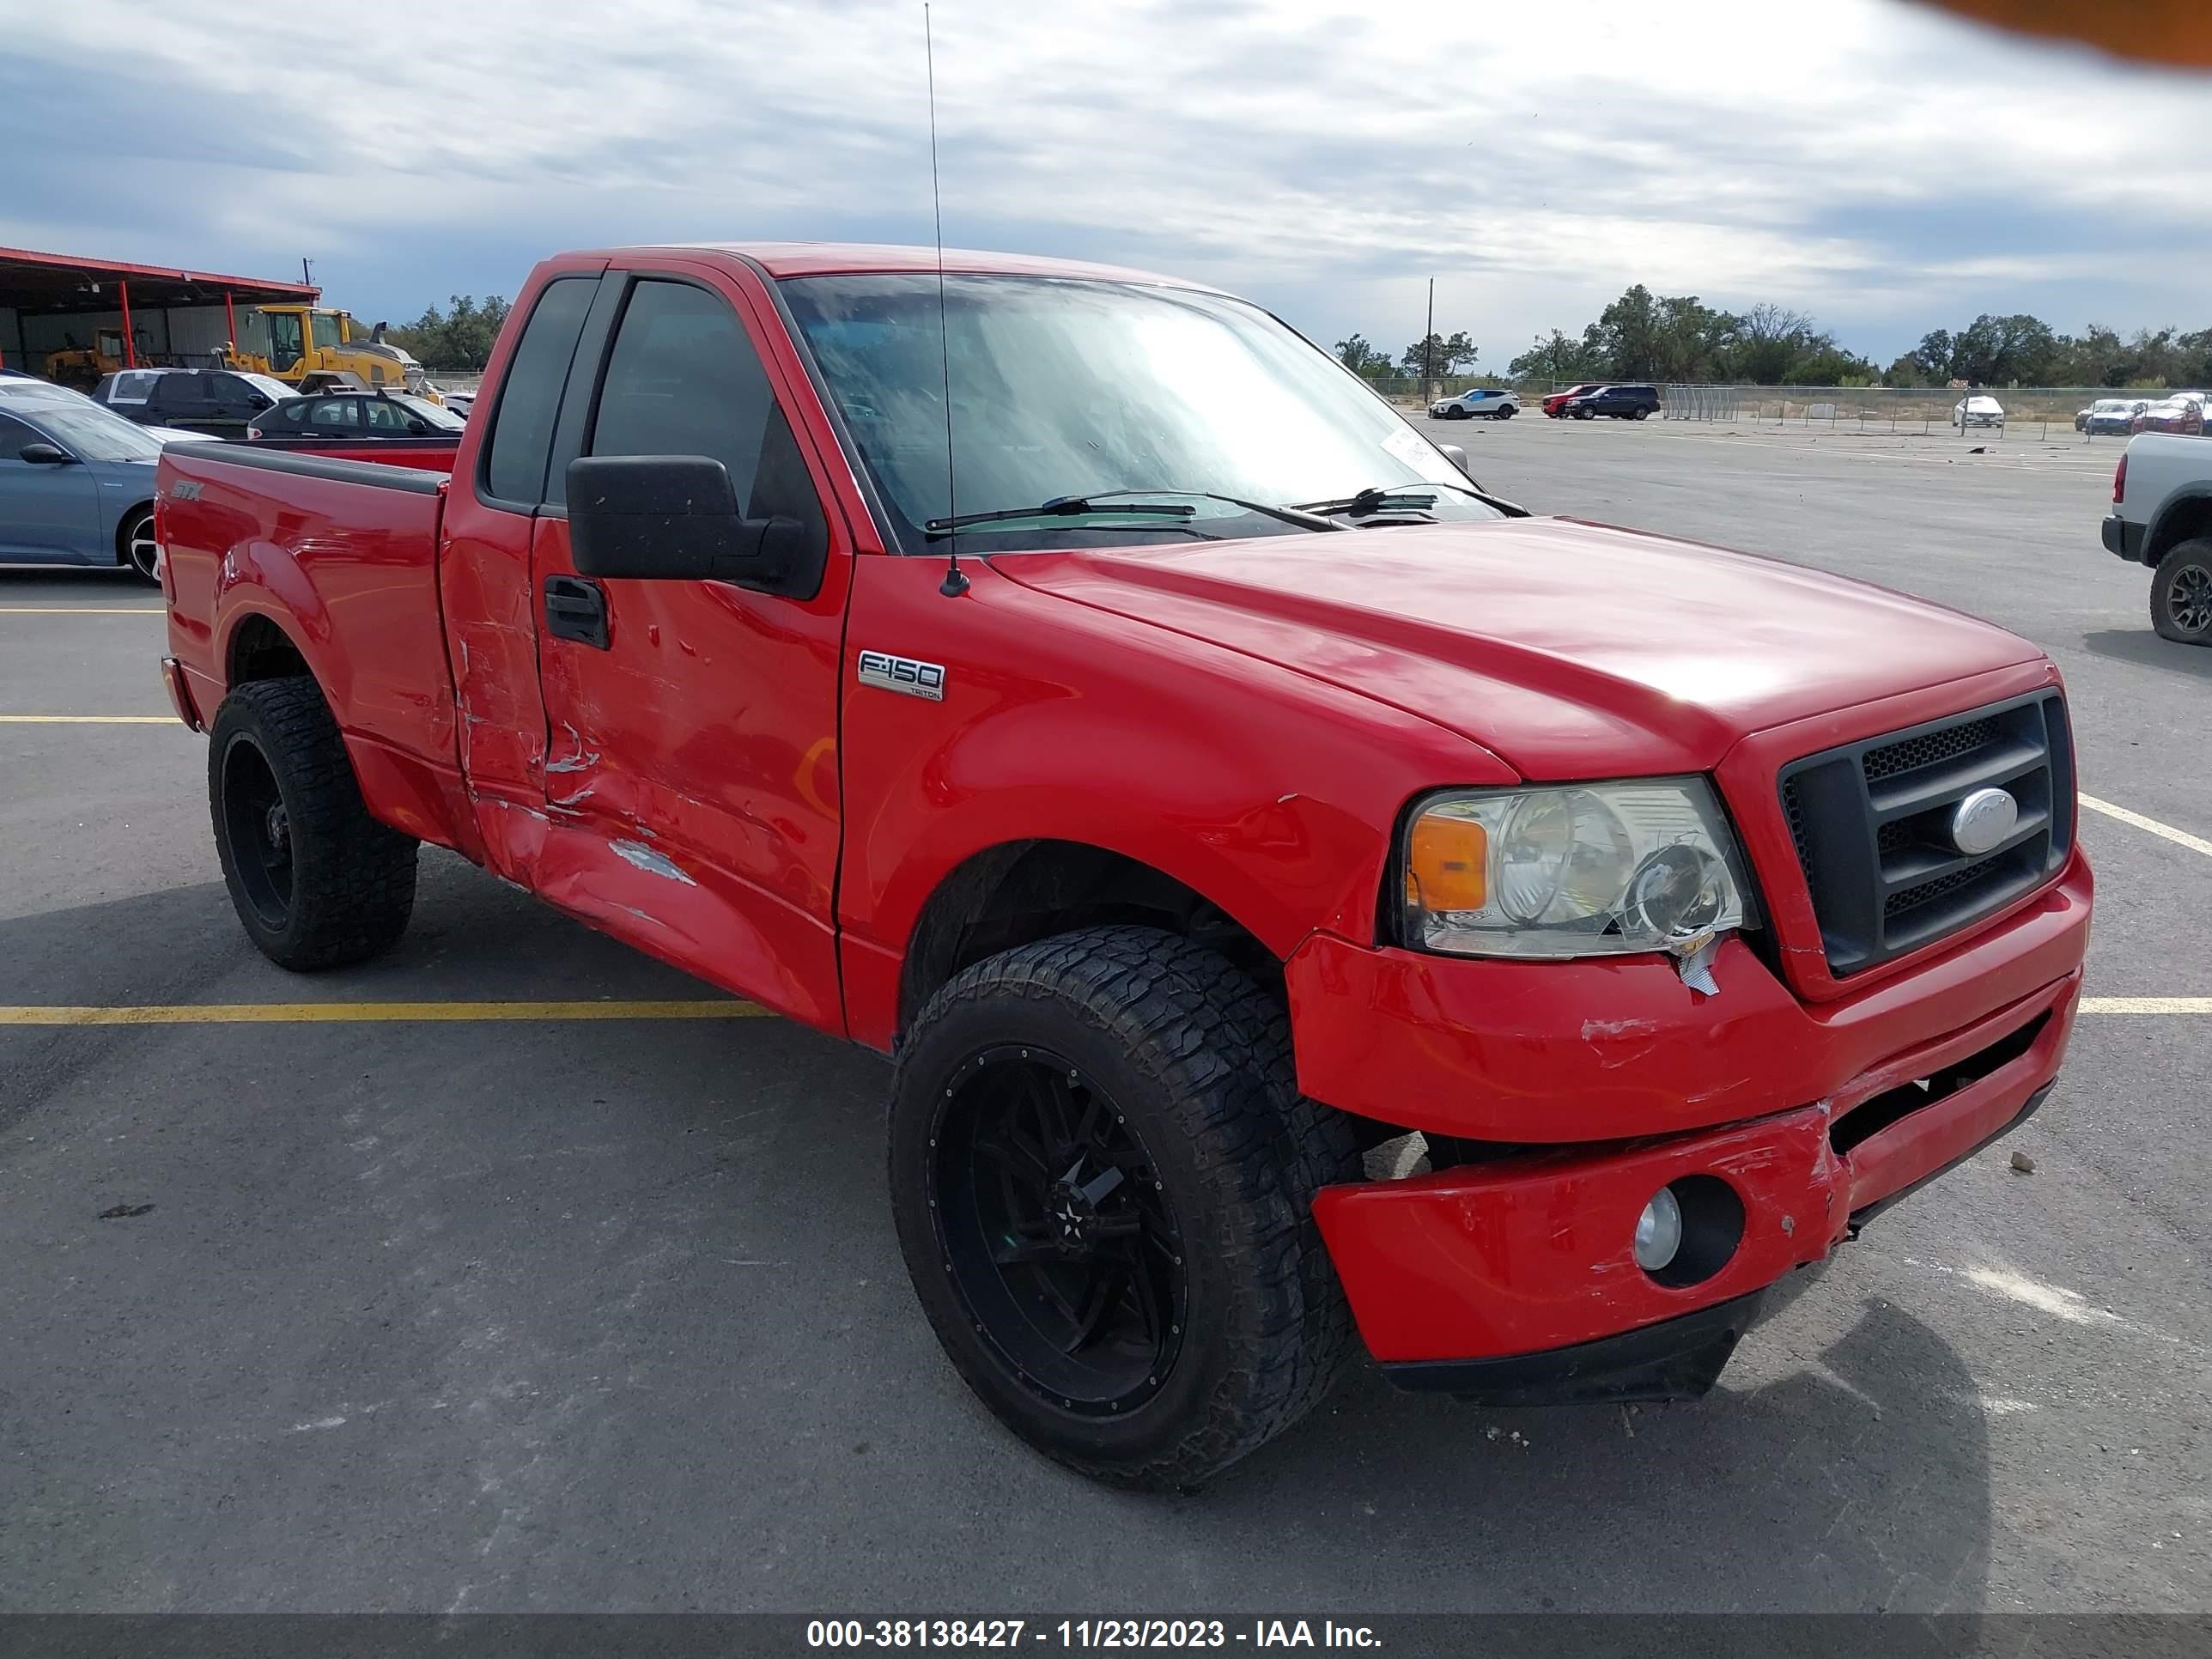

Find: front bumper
<box><xmin>1291</xmin><ymin>854</ymin><xmax>2088</xmax><ymax>1382</ymax></box>
<box><xmin>2104</xmin><ymin>514</ymin><xmax>2147</xmax><ymax>562</ymax></box>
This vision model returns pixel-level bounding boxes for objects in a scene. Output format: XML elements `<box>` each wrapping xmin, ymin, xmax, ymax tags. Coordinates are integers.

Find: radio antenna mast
<box><xmin>926</xmin><ymin>3</ymin><xmax>968</xmax><ymax>598</ymax></box>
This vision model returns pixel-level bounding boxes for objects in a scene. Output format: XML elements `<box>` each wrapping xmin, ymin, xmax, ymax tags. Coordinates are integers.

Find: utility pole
<box><xmin>301</xmin><ymin>258</ymin><xmax>314</xmax><ymax>291</ymax></box>
<box><xmin>1423</xmin><ymin>277</ymin><xmax>1435</xmax><ymax>404</ymax></box>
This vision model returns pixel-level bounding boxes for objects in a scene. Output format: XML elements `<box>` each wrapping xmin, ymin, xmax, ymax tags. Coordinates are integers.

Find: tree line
<box><xmin>383</xmin><ymin>295</ymin><xmax>512</xmax><ymax>371</ymax></box>
<box><xmin>1338</xmin><ymin>283</ymin><xmax>2212</xmax><ymax>390</ymax></box>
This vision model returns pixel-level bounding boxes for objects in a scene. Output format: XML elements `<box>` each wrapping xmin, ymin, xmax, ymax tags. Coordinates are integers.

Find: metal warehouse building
<box><xmin>0</xmin><ymin>246</ymin><xmax>319</xmax><ymax>376</ymax></box>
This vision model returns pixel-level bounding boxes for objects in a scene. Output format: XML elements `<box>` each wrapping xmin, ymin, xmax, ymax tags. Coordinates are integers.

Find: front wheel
<box><xmin>1573</xmin><ymin>405</ymin><xmax>1594</xmax><ymax>420</ymax></box>
<box><xmin>209</xmin><ymin>677</ymin><xmax>419</xmax><ymax>969</ymax></box>
<box><xmin>2151</xmin><ymin>540</ymin><xmax>2212</xmax><ymax>645</ymax></box>
<box><xmin>890</xmin><ymin>927</ymin><xmax>1359</xmax><ymax>1489</ymax></box>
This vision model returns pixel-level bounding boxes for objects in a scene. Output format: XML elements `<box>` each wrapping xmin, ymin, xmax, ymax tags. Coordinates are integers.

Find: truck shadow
<box><xmin>1204</xmin><ymin>1289</ymin><xmax>1994</xmax><ymax>1613</ymax></box>
<box><xmin>0</xmin><ymin>871</ymin><xmax>1990</xmax><ymax>1614</ymax></box>
<box><xmin>2080</xmin><ymin>627</ymin><xmax>2212</xmax><ymax>683</ymax></box>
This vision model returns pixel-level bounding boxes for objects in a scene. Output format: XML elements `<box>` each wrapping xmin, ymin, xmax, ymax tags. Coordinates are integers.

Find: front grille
<box><xmin>1861</xmin><ymin>717</ymin><xmax>2001</xmax><ymax>784</ymax></box>
<box><xmin>1777</xmin><ymin>692</ymin><xmax>2074</xmax><ymax>976</ymax></box>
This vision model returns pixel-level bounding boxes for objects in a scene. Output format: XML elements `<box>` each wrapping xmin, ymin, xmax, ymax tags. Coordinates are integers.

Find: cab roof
<box><xmin>621</xmin><ymin>241</ymin><xmax>1217</xmax><ymax>290</ymax></box>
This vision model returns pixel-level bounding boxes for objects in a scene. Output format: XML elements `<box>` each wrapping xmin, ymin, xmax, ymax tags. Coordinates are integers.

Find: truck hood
<box><xmin>995</xmin><ymin>517</ymin><xmax>2043</xmax><ymax>777</ymax></box>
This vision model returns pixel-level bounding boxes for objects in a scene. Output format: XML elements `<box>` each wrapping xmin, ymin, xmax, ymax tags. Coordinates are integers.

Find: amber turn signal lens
<box><xmin>1407</xmin><ymin>814</ymin><xmax>1487</xmax><ymax>911</ymax></box>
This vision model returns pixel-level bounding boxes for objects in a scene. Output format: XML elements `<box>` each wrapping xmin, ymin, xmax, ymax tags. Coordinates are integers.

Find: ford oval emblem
<box><xmin>1948</xmin><ymin>787</ymin><xmax>2019</xmax><ymax>856</ymax></box>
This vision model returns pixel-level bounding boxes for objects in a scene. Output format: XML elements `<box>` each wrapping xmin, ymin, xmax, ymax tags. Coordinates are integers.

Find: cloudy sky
<box><xmin>2</xmin><ymin>0</ymin><xmax>2204</xmax><ymax>368</ymax></box>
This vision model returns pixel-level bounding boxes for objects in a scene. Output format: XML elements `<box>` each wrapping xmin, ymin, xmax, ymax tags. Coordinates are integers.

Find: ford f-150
<box><xmin>155</xmin><ymin>243</ymin><xmax>2091</xmax><ymax>1487</ymax></box>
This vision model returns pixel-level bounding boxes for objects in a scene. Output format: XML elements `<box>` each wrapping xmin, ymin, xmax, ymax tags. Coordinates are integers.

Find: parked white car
<box><xmin>1952</xmin><ymin>394</ymin><xmax>2005</xmax><ymax>428</ymax></box>
<box><xmin>1428</xmin><ymin>387</ymin><xmax>1519</xmax><ymax>421</ymax></box>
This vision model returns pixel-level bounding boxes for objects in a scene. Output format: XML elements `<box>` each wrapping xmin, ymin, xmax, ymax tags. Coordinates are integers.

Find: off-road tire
<box><xmin>208</xmin><ymin>676</ymin><xmax>418</xmax><ymax>969</ymax></box>
<box><xmin>889</xmin><ymin>926</ymin><xmax>1361</xmax><ymax>1490</ymax></box>
<box><xmin>2150</xmin><ymin>538</ymin><xmax>2212</xmax><ymax>645</ymax></box>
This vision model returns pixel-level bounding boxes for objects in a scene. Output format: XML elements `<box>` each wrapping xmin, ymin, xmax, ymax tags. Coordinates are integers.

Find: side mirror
<box><xmin>19</xmin><ymin>443</ymin><xmax>74</xmax><ymax>465</ymax></box>
<box><xmin>1437</xmin><ymin>442</ymin><xmax>1471</xmax><ymax>476</ymax></box>
<box><xmin>406</xmin><ymin>417</ymin><xmax>430</xmax><ymax>434</ymax></box>
<box><xmin>566</xmin><ymin>454</ymin><xmax>821</xmax><ymax>598</ymax></box>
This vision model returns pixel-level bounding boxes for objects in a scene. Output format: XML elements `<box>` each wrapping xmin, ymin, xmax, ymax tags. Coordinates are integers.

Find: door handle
<box><xmin>543</xmin><ymin>574</ymin><xmax>610</xmax><ymax>650</ymax></box>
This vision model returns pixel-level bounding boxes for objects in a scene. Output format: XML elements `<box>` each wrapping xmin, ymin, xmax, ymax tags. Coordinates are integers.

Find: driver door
<box><xmin>0</xmin><ymin>411</ymin><xmax>100</xmax><ymax>559</ymax></box>
<box><xmin>526</xmin><ymin>264</ymin><xmax>853</xmax><ymax>1031</ymax></box>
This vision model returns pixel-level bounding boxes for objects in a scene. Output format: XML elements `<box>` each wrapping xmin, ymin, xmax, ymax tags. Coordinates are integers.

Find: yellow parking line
<box><xmin>2081</xmin><ymin>795</ymin><xmax>2212</xmax><ymax>860</ymax></box>
<box><xmin>0</xmin><ymin>715</ymin><xmax>176</xmax><ymax>724</ymax></box>
<box><xmin>2081</xmin><ymin>997</ymin><xmax>2212</xmax><ymax>1015</ymax></box>
<box><xmin>0</xmin><ymin>1000</ymin><xmax>770</xmax><ymax>1024</ymax></box>
<box><xmin>0</xmin><ymin>607</ymin><xmax>166</xmax><ymax>615</ymax></box>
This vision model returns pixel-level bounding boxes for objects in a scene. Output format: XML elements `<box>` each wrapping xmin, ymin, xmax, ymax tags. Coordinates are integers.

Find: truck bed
<box><xmin>159</xmin><ymin>441</ymin><xmax>459</xmax><ymax>816</ymax></box>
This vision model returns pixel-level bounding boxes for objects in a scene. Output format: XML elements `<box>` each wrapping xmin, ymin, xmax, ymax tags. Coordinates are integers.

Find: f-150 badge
<box><xmin>858</xmin><ymin>650</ymin><xmax>945</xmax><ymax>702</ymax></box>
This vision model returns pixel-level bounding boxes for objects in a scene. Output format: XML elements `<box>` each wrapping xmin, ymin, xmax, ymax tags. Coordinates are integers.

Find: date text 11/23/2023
<box><xmin>805</xmin><ymin>1620</ymin><xmax>1381</xmax><ymax>1648</ymax></box>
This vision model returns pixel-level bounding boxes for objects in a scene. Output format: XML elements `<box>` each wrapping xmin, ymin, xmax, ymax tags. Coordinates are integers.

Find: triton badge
<box><xmin>858</xmin><ymin>650</ymin><xmax>946</xmax><ymax>702</ymax></box>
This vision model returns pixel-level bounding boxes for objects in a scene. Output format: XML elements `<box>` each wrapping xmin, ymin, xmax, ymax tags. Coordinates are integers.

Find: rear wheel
<box><xmin>890</xmin><ymin>927</ymin><xmax>1359</xmax><ymax>1489</ymax></box>
<box><xmin>2151</xmin><ymin>540</ymin><xmax>2212</xmax><ymax>645</ymax></box>
<box><xmin>1498</xmin><ymin>404</ymin><xmax>1516</xmax><ymax>420</ymax></box>
<box><xmin>1632</xmin><ymin>405</ymin><xmax>1651</xmax><ymax>421</ymax></box>
<box><xmin>118</xmin><ymin>507</ymin><xmax>158</xmax><ymax>585</ymax></box>
<box><xmin>209</xmin><ymin>677</ymin><xmax>418</xmax><ymax>969</ymax></box>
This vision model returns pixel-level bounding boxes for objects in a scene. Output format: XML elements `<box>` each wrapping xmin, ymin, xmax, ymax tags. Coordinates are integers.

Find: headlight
<box><xmin>1400</xmin><ymin>779</ymin><xmax>1753</xmax><ymax>958</ymax></box>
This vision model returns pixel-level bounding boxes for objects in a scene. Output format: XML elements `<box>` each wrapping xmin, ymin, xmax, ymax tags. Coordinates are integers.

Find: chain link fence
<box><xmin>1650</xmin><ymin>383</ymin><xmax>2182</xmax><ymax>441</ymax></box>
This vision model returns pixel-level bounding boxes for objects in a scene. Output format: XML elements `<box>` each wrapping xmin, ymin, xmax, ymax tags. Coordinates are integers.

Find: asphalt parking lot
<box><xmin>3</xmin><ymin>415</ymin><xmax>2208</xmax><ymax>1616</ymax></box>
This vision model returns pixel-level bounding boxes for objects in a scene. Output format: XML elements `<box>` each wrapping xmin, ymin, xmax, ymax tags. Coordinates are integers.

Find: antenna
<box><xmin>926</xmin><ymin>3</ymin><xmax>968</xmax><ymax>598</ymax></box>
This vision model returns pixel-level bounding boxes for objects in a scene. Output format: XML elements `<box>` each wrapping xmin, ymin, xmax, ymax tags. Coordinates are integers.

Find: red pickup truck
<box><xmin>156</xmin><ymin>243</ymin><xmax>2090</xmax><ymax>1487</ymax></box>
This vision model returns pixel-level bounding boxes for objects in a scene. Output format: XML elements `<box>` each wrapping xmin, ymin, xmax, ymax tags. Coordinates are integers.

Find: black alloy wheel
<box><xmin>221</xmin><ymin>734</ymin><xmax>295</xmax><ymax>932</ymax></box>
<box><xmin>933</xmin><ymin>1044</ymin><xmax>1185</xmax><ymax>1415</ymax></box>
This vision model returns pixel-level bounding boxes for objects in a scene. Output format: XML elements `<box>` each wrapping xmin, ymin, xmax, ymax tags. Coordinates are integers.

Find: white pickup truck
<box><xmin>2105</xmin><ymin>432</ymin><xmax>2212</xmax><ymax>643</ymax></box>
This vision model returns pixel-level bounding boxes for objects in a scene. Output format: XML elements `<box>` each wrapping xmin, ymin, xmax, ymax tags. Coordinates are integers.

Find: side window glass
<box><xmin>268</xmin><ymin>313</ymin><xmax>304</xmax><ymax>373</ymax></box>
<box><xmin>483</xmin><ymin>276</ymin><xmax>596</xmax><ymax>506</ymax></box>
<box><xmin>162</xmin><ymin>376</ymin><xmax>214</xmax><ymax>411</ymax></box>
<box><xmin>587</xmin><ymin>279</ymin><xmax>823</xmax><ymax>531</ymax></box>
<box><xmin>363</xmin><ymin>399</ymin><xmax>408</xmax><ymax>432</ymax></box>
<box><xmin>310</xmin><ymin>399</ymin><xmax>362</xmax><ymax>430</ymax></box>
<box><xmin>0</xmin><ymin>411</ymin><xmax>36</xmax><ymax>454</ymax></box>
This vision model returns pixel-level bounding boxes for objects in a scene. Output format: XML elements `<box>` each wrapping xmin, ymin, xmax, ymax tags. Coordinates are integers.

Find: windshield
<box><xmin>240</xmin><ymin>372</ymin><xmax>295</xmax><ymax>404</ymax></box>
<box><xmin>781</xmin><ymin>273</ymin><xmax>1500</xmax><ymax>551</ymax></box>
<box><xmin>16</xmin><ymin>398</ymin><xmax>164</xmax><ymax>461</ymax></box>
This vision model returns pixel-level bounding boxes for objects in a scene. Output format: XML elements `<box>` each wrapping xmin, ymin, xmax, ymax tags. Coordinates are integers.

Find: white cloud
<box><xmin>1</xmin><ymin>0</ymin><xmax>2206</xmax><ymax>360</ymax></box>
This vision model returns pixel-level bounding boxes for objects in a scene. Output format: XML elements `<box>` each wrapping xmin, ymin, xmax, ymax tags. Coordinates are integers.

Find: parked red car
<box><xmin>2131</xmin><ymin>395</ymin><xmax>2206</xmax><ymax>436</ymax></box>
<box><xmin>1541</xmin><ymin>381</ymin><xmax>1602</xmax><ymax>416</ymax></box>
<box><xmin>155</xmin><ymin>242</ymin><xmax>2088</xmax><ymax>1487</ymax></box>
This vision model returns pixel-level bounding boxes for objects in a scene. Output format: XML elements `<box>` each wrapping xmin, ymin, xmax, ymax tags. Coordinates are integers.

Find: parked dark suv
<box><xmin>91</xmin><ymin>368</ymin><xmax>297</xmax><ymax>438</ymax></box>
<box><xmin>1560</xmin><ymin>383</ymin><xmax>1661</xmax><ymax>421</ymax></box>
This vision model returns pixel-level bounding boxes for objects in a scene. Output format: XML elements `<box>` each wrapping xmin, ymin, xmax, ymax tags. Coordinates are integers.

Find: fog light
<box><xmin>1634</xmin><ymin>1186</ymin><xmax>1683</xmax><ymax>1272</ymax></box>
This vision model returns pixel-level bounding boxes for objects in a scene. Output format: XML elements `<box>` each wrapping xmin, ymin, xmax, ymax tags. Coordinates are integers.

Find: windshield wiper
<box><xmin>1291</xmin><ymin>479</ymin><xmax>1527</xmax><ymax>519</ymax></box>
<box><xmin>925</xmin><ymin>489</ymin><xmax>1343</xmax><ymax>539</ymax></box>
<box><xmin>926</xmin><ymin>495</ymin><xmax>1194</xmax><ymax>536</ymax></box>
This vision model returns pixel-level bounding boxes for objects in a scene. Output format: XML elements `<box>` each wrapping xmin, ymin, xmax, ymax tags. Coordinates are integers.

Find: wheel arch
<box><xmin>226</xmin><ymin>610</ymin><xmax>314</xmax><ymax>687</ymax></box>
<box><xmin>897</xmin><ymin>838</ymin><xmax>1287</xmax><ymax>1040</ymax></box>
<box><xmin>2146</xmin><ymin>490</ymin><xmax>2212</xmax><ymax>566</ymax></box>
